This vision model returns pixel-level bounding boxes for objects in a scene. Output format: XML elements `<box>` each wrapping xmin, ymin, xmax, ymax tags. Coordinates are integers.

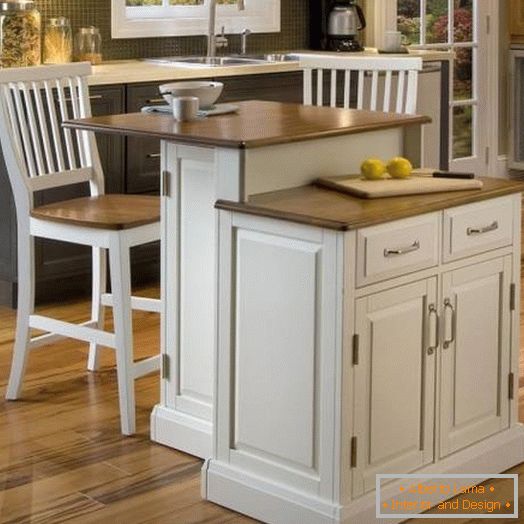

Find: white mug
<box><xmin>384</xmin><ymin>31</ymin><xmax>403</xmax><ymax>52</ymax></box>
<box><xmin>172</xmin><ymin>96</ymin><xmax>199</xmax><ymax>122</ymax></box>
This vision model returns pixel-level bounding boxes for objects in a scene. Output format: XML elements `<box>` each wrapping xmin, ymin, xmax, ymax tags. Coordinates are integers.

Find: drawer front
<box><xmin>444</xmin><ymin>196</ymin><xmax>514</xmax><ymax>262</ymax></box>
<box><xmin>357</xmin><ymin>214</ymin><xmax>440</xmax><ymax>287</ymax></box>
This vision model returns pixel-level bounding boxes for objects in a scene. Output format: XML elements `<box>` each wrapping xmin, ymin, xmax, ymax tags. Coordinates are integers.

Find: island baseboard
<box><xmin>150</xmin><ymin>405</ymin><xmax>212</xmax><ymax>458</ymax></box>
<box><xmin>203</xmin><ymin>425</ymin><xmax>524</xmax><ymax>524</ymax></box>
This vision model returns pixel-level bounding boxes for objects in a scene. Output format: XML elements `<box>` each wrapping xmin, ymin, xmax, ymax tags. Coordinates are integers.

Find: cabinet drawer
<box><xmin>356</xmin><ymin>214</ymin><xmax>439</xmax><ymax>287</ymax></box>
<box><xmin>443</xmin><ymin>196</ymin><xmax>514</xmax><ymax>262</ymax></box>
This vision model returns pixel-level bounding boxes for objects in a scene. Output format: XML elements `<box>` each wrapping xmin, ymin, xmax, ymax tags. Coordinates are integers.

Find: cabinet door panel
<box><xmin>218</xmin><ymin>72</ymin><xmax>303</xmax><ymax>104</ymax></box>
<box><xmin>440</xmin><ymin>256</ymin><xmax>511</xmax><ymax>458</ymax></box>
<box><xmin>126</xmin><ymin>82</ymin><xmax>175</xmax><ymax>193</ymax></box>
<box><xmin>353</xmin><ymin>279</ymin><xmax>436</xmax><ymax>497</ymax></box>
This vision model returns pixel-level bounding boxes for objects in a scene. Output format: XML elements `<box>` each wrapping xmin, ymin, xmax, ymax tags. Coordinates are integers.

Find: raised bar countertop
<box><xmin>216</xmin><ymin>178</ymin><xmax>524</xmax><ymax>230</ymax></box>
<box><xmin>88</xmin><ymin>49</ymin><xmax>453</xmax><ymax>86</ymax></box>
<box><xmin>64</xmin><ymin>100</ymin><xmax>430</xmax><ymax>149</ymax></box>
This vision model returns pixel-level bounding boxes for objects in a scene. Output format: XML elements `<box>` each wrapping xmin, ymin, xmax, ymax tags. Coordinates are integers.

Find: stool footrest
<box><xmin>30</xmin><ymin>315</ymin><xmax>116</xmax><ymax>349</ymax></box>
<box><xmin>29</xmin><ymin>320</ymin><xmax>98</xmax><ymax>350</ymax></box>
<box><xmin>133</xmin><ymin>355</ymin><xmax>161</xmax><ymax>379</ymax></box>
<box><xmin>101</xmin><ymin>293</ymin><xmax>161</xmax><ymax>313</ymax></box>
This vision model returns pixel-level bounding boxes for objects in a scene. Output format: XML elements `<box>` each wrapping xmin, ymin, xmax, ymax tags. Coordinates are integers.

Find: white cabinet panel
<box><xmin>440</xmin><ymin>256</ymin><xmax>512</xmax><ymax>458</ymax></box>
<box><xmin>234</xmin><ymin>229</ymin><xmax>320</xmax><ymax>468</ymax></box>
<box><xmin>353</xmin><ymin>278</ymin><xmax>436</xmax><ymax>496</ymax></box>
<box><xmin>179</xmin><ymin>158</ymin><xmax>216</xmax><ymax>405</ymax></box>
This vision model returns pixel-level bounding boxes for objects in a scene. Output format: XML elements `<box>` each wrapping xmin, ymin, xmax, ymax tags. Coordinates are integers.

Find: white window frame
<box><xmin>112</xmin><ymin>0</ymin><xmax>280</xmax><ymax>39</ymax></box>
<box><xmin>364</xmin><ymin>0</ymin><xmax>501</xmax><ymax>176</ymax></box>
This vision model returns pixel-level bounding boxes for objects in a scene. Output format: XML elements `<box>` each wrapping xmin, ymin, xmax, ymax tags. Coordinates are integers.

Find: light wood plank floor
<box><xmin>0</xmin><ymin>286</ymin><xmax>522</xmax><ymax>523</ymax></box>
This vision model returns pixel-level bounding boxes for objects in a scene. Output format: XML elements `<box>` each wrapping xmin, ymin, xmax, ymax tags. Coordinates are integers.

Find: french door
<box><xmin>397</xmin><ymin>0</ymin><xmax>489</xmax><ymax>174</ymax></box>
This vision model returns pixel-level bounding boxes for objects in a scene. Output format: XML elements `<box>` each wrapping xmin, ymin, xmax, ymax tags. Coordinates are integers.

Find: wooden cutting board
<box><xmin>316</xmin><ymin>174</ymin><xmax>483</xmax><ymax>199</ymax></box>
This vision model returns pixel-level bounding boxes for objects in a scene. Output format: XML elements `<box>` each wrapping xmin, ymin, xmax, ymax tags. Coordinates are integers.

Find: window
<box><xmin>112</xmin><ymin>0</ymin><xmax>280</xmax><ymax>39</ymax></box>
<box><xmin>397</xmin><ymin>0</ymin><xmax>476</xmax><ymax>161</ymax></box>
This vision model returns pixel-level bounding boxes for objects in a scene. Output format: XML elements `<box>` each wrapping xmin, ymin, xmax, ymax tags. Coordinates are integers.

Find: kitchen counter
<box><xmin>216</xmin><ymin>177</ymin><xmax>524</xmax><ymax>230</ymax></box>
<box><xmin>88</xmin><ymin>48</ymin><xmax>453</xmax><ymax>86</ymax></box>
<box><xmin>65</xmin><ymin>100</ymin><xmax>430</xmax><ymax>149</ymax></box>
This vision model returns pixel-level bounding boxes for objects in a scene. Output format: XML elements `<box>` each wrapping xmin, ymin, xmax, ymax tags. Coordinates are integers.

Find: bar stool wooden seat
<box><xmin>31</xmin><ymin>194</ymin><xmax>160</xmax><ymax>230</ymax></box>
<box><xmin>0</xmin><ymin>63</ymin><xmax>161</xmax><ymax>435</ymax></box>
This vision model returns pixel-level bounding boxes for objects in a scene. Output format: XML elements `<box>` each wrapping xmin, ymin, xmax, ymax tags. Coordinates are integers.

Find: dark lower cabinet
<box><xmin>0</xmin><ymin>71</ymin><xmax>303</xmax><ymax>307</ymax></box>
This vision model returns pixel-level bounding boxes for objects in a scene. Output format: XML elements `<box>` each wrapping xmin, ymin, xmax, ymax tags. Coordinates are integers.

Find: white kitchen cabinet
<box><xmin>205</xmin><ymin>192</ymin><xmax>524</xmax><ymax>524</ymax></box>
<box><xmin>352</xmin><ymin>279</ymin><xmax>437</xmax><ymax>497</ymax></box>
<box><xmin>439</xmin><ymin>256</ymin><xmax>512</xmax><ymax>458</ymax></box>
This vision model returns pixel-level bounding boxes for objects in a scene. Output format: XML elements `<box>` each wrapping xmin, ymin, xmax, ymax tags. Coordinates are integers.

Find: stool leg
<box><xmin>6</xmin><ymin>232</ymin><xmax>35</xmax><ymax>400</ymax></box>
<box><xmin>87</xmin><ymin>247</ymin><xmax>107</xmax><ymax>372</ymax></box>
<box><xmin>109</xmin><ymin>234</ymin><xmax>135</xmax><ymax>436</ymax></box>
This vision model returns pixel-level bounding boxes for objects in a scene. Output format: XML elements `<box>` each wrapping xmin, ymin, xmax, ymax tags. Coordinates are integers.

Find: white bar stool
<box><xmin>300</xmin><ymin>54</ymin><xmax>423</xmax><ymax>115</ymax></box>
<box><xmin>0</xmin><ymin>63</ymin><xmax>161</xmax><ymax>435</ymax></box>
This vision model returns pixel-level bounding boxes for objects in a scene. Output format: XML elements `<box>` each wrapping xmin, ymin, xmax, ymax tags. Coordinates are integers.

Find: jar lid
<box><xmin>48</xmin><ymin>16</ymin><xmax>70</xmax><ymax>26</ymax></box>
<box><xmin>78</xmin><ymin>26</ymin><xmax>100</xmax><ymax>35</ymax></box>
<box><xmin>0</xmin><ymin>1</ymin><xmax>36</xmax><ymax>10</ymax></box>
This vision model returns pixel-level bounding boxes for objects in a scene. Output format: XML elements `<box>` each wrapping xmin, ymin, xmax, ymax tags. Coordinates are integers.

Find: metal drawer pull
<box><xmin>427</xmin><ymin>304</ymin><xmax>439</xmax><ymax>355</ymax></box>
<box><xmin>443</xmin><ymin>298</ymin><xmax>456</xmax><ymax>349</ymax></box>
<box><xmin>146</xmin><ymin>97</ymin><xmax>165</xmax><ymax>104</ymax></box>
<box><xmin>467</xmin><ymin>221</ymin><xmax>498</xmax><ymax>236</ymax></box>
<box><xmin>63</xmin><ymin>94</ymin><xmax>103</xmax><ymax>103</ymax></box>
<box><xmin>384</xmin><ymin>240</ymin><xmax>420</xmax><ymax>257</ymax></box>
<box><xmin>146</xmin><ymin>153</ymin><xmax>161</xmax><ymax>159</ymax></box>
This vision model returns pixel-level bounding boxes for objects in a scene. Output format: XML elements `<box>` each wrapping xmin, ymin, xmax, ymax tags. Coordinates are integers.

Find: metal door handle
<box><xmin>146</xmin><ymin>97</ymin><xmax>165</xmax><ymax>104</ymax></box>
<box><xmin>427</xmin><ymin>304</ymin><xmax>439</xmax><ymax>355</ymax></box>
<box><xmin>61</xmin><ymin>94</ymin><xmax>103</xmax><ymax>103</ymax></box>
<box><xmin>146</xmin><ymin>153</ymin><xmax>161</xmax><ymax>159</ymax></box>
<box><xmin>384</xmin><ymin>240</ymin><xmax>420</xmax><ymax>257</ymax></box>
<box><xmin>443</xmin><ymin>298</ymin><xmax>456</xmax><ymax>349</ymax></box>
<box><xmin>467</xmin><ymin>221</ymin><xmax>498</xmax><ymax>236</ymax></box>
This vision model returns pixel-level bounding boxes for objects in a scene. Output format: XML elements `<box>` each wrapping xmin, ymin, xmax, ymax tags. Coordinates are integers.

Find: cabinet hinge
<box><xmin>486</xmin><ymin>14</ymin><xmax>491</xmax><ymax>35</ymax></box>
<box><xmin>352</xmin><ymin>334</ymin><xmax>359</xmax><ymax>366</ymax></box>
<box><xmin>161</xmin><ymin>170</ymin><xmax>171</xmax><ymax>198</ymax></box>
<box><xmin>509</xmin><ymin>372</ymin><xmax>515</xmax><ymax>400</ymax></box>
<box><xmin>510</xmin><ymin>283</ymin><xmax>516</xmax><ymax>311</ymax></box>
<box><xmin>350</xmin><ymin>436</ymin><xmax>357</xmax><ymax>468</ymax></box>
<box><xmin>161</xmin><ymin>353</ymin><xmax>170</xmax><ymax>381</ymax></box>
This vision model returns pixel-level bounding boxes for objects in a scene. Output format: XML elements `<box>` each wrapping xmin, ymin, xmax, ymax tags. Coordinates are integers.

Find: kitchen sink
<box><xmin>144</xmin><ymin>54</ymin><xmax>300</xmax><ymax>67</ymax></box>
<box><xmin>236</xmin><ymin>53</ymin><xmax>301</xmax><ymax>62</ymax></box>
<box><xmin>145</xmin><ymin>56</ymin><xmax>266</xmax><ymax>67</ymax></box>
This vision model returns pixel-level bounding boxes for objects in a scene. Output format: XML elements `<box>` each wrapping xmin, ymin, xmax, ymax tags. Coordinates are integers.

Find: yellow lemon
<box><xmin>361</xmin><ymin>158</ymin><xmax>387</xmax><ymax>180</ymax></box>
<box><xmin>387</xmin><ymin>157</ymin><xmax>413</xmax><ymax>179</ymax></box>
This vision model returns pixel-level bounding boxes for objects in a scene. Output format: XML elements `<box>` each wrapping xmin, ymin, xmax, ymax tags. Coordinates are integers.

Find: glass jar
<box><xmin>0</xmin><ymin>1</ymin><xmax>41</xmax><ymax>68</ymax></box>
<box><xmin>44</xmin><ymin>17</ymin><xmax>72</xmax><ymax>64</ymax></box>
<box><xmin>75</xmin><ymin>26</ymin><xmax>102</xmax><ymax>65</ymax></box>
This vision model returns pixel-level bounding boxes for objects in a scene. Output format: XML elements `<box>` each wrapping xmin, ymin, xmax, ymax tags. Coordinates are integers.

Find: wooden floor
<box><xmin>0</xmin><ymin>286</ymin><xmax>522</xmax><ymax>523</ymax></box>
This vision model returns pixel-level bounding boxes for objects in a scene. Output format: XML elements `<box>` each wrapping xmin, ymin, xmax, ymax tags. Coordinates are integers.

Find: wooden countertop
<box><xmin>216</xmin><ymin>178</ymin><xmax>524</xmax><ymax>231</ymax></box>
<box><xmin>64</xmin><ymin>100</ymin><xmax>430</xmax><ymax>150</ymax></box>
<box><xmin>88</xmin><ymin>50</ymin><xmax>453</xmax><ymax>86</ymax></box>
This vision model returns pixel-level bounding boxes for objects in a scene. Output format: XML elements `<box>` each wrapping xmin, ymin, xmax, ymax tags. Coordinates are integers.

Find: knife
<box><xmin>432</xmin><ymin>171</ymin><xmax>475</xmax><ymax>180</ymax></box>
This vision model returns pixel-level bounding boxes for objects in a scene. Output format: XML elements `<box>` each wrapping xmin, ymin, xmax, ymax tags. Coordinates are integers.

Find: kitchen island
<box><xmin>208</xmin><ymin>178</ymin><xmax>524</xmax><ymax>523</ymax></box>
<box><xmin>65</xmin><ymin>100</ymin><xmax>429</xmax><ymax>458</ymax></box>
<box><xmin>66</xmin><ymin>102</ymin><xmax>524</xmax><ymax>522</ymax></box>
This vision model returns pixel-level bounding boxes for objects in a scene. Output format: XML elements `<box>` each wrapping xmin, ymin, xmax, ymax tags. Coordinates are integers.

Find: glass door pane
<box><xmin>397</xmin><ymin>0</ymin><xmax>484</xmax><ymax>171</ymax></box>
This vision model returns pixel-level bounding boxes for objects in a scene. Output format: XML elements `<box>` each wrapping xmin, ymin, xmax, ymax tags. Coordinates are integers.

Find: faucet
<box><xmin>240</xmin><ymin>28</ymin><xmax>251</xmax><ymax>55</ymax></box>
<box><xmin>207</xmin><ymin>0</ymin><xmax>246</xmax><ymax>58</ymax></box>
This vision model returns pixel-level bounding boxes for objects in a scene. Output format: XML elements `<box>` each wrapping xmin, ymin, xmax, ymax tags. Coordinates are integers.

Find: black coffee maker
<box><xmin>310</xmin><ymin>0</ymin><xmax>366</xmax><ymax>52</ymax></box>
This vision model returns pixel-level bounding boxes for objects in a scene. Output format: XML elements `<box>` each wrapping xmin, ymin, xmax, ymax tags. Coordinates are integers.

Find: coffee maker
<box><xmin>310</xmin><ymin>0</ymin><xmax>366</xmax><ymax>52</ymax></box>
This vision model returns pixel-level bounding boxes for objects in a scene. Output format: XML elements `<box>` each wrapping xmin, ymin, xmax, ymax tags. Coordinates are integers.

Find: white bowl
<box><xmin>159</xmin><ymin>81</ymin><xmax>224</xmax><ymax>109</ymax></box>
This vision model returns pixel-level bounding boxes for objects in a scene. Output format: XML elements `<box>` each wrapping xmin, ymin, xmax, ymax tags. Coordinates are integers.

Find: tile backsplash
<box><xmin>34</xmin><ymin>0</ymin><xmax>310</xmax><ymax>60</ymax></box>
